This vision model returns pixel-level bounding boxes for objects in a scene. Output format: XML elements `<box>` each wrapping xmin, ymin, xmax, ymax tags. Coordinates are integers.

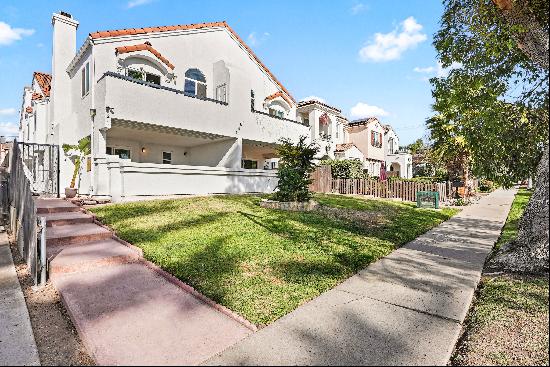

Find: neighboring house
<box><xmin>384</xmin><ymin>125</ymin><xmax>413</xmax><ymax>178</ymax></box>
<box><xmin>18</xmin><ymin>12</ymin><xmax>413</xmax><ymax>200</ymax></box>
<box><xmin>345</xmin><ymin>117</ymin><xmax>386</xmax><ymax>176</ymax></box>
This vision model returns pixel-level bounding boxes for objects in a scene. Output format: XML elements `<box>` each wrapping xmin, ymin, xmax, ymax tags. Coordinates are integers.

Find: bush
<box><xmin>478</xmin><ymin>179</ymin><xmax>496</xmax><ymax>192</ymax></box>
<box><xmin>273</xmin><ymin>136</ymin><xmax>319</xmax><ymax>202</ymax></box>
<box><xmin>320</xmin><ymin>159</ymin><xmax>367</xmax><ymax>179</ymax></box>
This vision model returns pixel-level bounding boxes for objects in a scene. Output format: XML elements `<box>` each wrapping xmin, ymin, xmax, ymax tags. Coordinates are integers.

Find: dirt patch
<box><xmin>318</xmin><ymin>206</ymin><xmax>387</xmax><ymax>227</ymax></box>
<box><xmin>9</xmin><ymin>242</ymin><xmax>95</xmax><ymax>366</ymax></box>
<box><xmin>452</xmin><ymin>274</ymin><xmax>549</xmax><ymax>366</ymax></box>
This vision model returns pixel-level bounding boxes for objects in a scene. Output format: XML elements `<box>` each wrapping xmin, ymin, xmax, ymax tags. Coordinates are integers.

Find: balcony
<box><xmin>95</xmin><ymin>72</ymin><xmax>309</xmax><ymax>144</ymax></box>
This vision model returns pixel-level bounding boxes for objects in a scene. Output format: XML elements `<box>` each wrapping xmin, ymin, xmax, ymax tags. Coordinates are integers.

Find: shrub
<box><xmin>320</xmin><ymin>159</ymin><xmax>367</xmax><ymax>179</ymax></box>
<box><xmin>273</xmin><ymin>136</ymin><xmax>319</xmax><ymax>202</ymax></box>
<box><xmin>478</xmin><ymin>179</ymin><xmax>496</xmax><ymax>192</ymax></box>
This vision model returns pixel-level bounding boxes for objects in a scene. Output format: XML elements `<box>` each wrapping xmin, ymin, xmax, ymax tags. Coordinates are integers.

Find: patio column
<box><xmin>219</xmin><ymin>137</ymin><xmax>242</xmax><ymax>168</ymax></box>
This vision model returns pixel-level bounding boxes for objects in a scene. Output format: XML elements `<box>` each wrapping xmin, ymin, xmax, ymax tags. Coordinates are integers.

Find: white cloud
<box><xmin>0</xmin><ymin>21</ymin><xmax>34</xmax><ymax>46</ymax></box>
<box><xmin>350</xmin><ymin>102</ymin><xmax>389</xmax><ymax>119</ymax></box>
<box><xmin>413</xmin><ymin>61</ymin><xmax>462</xmax><ymax>79</ymax></box>
<box><xmin>359</xmin><ymin>16</ymin><xmax>427</xmax><ymax>62</ymax></box>
<box><xmin>300</xmin><ymin>96</ymin><xmax>327</xmax><ymax>104</ymax></box>
<box><xmin>0</xmin><ymin>122</ymin><xmax>18</xmax><ymax>136</ymax></box>
<box><xmin>0</xmin><ymin>108</ymin><xmax>16</xmax><ymax>116</ymax></box>
<box><xmin>413</xmin><ymin>66</ymin><xmax>435</xmax><ymax>74</ymax></box>
<box><xmin>351</xmin><ymin>3</ymin><xmax>367</xmax><ymax>15</ymax></box>
<box><xmin>127</xmin><ymin>0</ymin><xmax>154</xmax><ymax>9</ymax></box>
<box><xmin>247</xmin><ymin>32</ymin><xmax>270</xmax><ymax>47</ymax></box>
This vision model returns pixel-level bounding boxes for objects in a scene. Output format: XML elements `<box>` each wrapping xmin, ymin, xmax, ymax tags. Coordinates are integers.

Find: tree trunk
<box><xmin>486</xmin><ymin>0</ymin><xmax>550</xmax><ymax>274</ymax></box>
<box><xmin>489</xmin><ymin>145</ymin><xmax>549</xmax><ymax>273</ymax></box>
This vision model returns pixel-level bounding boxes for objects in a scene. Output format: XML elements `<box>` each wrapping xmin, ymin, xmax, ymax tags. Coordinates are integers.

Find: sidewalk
<box><xmin>0</xmin><ymin>230</ymin><xmax>40</xmax><ymax>366</ymax></box>
<box><xmin>205</xmin><ymin>189</ymin><xmax>517</xmax><ymax>365</ymax></box>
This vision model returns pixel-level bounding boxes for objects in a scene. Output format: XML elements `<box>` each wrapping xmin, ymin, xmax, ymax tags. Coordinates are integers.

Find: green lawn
<box><xmin>494</xmin><ymin>189</ymin><xmax>531</xmax><ymax>250</ymax></box>
<box><xmin>90</xmin><ymin>194</ymin><xmax>457</xmax><ymax>326</ymax></box>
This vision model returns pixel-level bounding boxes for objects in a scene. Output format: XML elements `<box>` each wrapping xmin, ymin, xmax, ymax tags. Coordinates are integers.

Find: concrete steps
<box><xmin>46</xmin><ymin>223</ymin><xmax>112</xmax><ymax>246</ymax></box>
<box><xmin>48</xmin><ymin>239</ymin><xmax>141</xmax><ymax>276</ymax></box>
<box><xmin>43</xmin><ymin>212</ymin><xmax>94</xmax><ymax>227</ymax></box>
<box><xmin>34</xmin><ymin>199</ymin><xmax>134</xmax><ymax>276</ymax></box>
<box><xmin>36</xmin><ymin>198</ymin><xmax>81</xmax><ymax>214</ymax></box>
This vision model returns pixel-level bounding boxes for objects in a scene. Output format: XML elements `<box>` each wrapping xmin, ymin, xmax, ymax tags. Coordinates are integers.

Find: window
<box><xmin>162</xmin><ymin>151</ymin><xmax>172</xmax><ymax>164</ymax></box>
<box><xmin>271</xmin><ymin>161</ymin><xmax>277</xmax><ymax>170</ymax></box>
<box><xmin>269</xmin><ymin>108</ymin><xmax>284</xmax><ymax>118</ymax></box>
<box><xmin>216</xmin><ymin>84</ymin><xmax>227</xmax><ymax>103</ymax></box>
<box><xmin>371</xmin><ymin>131</ymin><xmax>382</xmax><ymax>148</ymax></box>
<box><xmin>145</xmin><ymin>73</ymin><xmax>161</xmax><ymax>85</ymax></box>
<box><xmin>106</xmin><ymin>147</ymin><xmax>131</xmax><ymax>159</ymax></box>
<box><xmin>81</xmin><ymin>62</ymin><xmax>90</xmax><ymax>97</ymax></box>
<box><xmin>250</xmin><ymin>90</ymin><xmax>255</xmax><ymax>110</ymax></box>
<box><xmin>242</xmin><ymin>159</ymin><xmax>258</xmax><ymax>169</ymax></box>
<box><xmin>126</xmin><ymin>68</ymin><xmax>161</xmax><ymax>86</ymax></box>
<box><xmin>184</xmin><ymin>68</ymin><xmax>207</xmax><ymax>98</ymax></box>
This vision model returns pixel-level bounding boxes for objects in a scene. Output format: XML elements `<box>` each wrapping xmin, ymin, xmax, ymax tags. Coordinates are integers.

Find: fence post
<box><xmin>39</xmin><ymin>216</ymin><xmax>47</xmax><ymax>287</ymax></box>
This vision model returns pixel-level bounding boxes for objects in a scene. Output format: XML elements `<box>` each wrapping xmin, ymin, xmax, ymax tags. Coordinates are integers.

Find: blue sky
<box><xmin>0</xmin><ymin>0</ymin><xmax>447</xmax><ymax>144</ymax></box>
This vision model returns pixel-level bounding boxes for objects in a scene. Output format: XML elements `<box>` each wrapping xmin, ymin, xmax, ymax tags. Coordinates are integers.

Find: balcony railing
<box><xmin>99</xmin><ymin>72</ymin><xmax>229</xmax><ymax>105</ymax></box>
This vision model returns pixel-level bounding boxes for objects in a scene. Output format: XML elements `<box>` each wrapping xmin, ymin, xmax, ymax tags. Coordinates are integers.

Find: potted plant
<box><xmin>62</xmin><ymin>136</ymin><xmax>91</xmax><ymax>198</ymax></box>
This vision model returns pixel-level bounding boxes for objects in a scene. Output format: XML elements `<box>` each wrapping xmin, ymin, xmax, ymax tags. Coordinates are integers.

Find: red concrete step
<box><xmin>48</xmin><ymin>239</ymin><xmax>141</xmax><ymax>276</ymax></box>
<box><xmin>46</xmin><ymin>223</ymin><xmax>112</xmax><ymax>246</ymax></box>
<box><xmin>36</xmin><ymin>198</ymin><xmax>81</xmax><ymax>214</ymax></box>
<box><xmin>43</xmin><ymin>211</ymin><xmax>94</xmax><ymax>227</ymax></box>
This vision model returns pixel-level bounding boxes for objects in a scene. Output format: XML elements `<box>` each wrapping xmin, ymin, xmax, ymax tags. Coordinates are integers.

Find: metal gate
<box><xmin>17</xmin><ymin>142</ymin><xmax>60</xmax><ymax>197</ymax></box>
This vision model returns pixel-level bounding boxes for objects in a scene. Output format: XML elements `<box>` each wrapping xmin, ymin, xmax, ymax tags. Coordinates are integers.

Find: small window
<box><xmin>127</xmin><ymin>68</ymin><xmax>144</xmax><ymax>80</ymax></box>
<box><xmin>216</xmin><ymin>84</ymin><xmax>227</xmax><ymax>103</ymax></box>
<box><xmin>162</xmin><ymin>151</ymin><xmax>172</xmax><ymax>164</ymax></box>
<box><xmin>271</xmin><ymin>161</ymin><xmax>277</xmax><ymax>170</ymax></box>
<box><xmin>251</xmin><ymin>90</ymin><xmax>255</xmax><ymax>110</ymax></box>
<box><xmin>184</xmin><ymin>68</ymin><xmax>207</xmax><ymax>98</ymax></box>
<box><xmin>107</xmin><ymin>146</ymin><xmax>131</xmax><ymax>159</ymax></box>
<box><xmin>242</xmin><ymin>159</ymin><xmax>258</xmax><ymax>169</ymax></box>
<box><xmin>81</xmin><ymin>62</ymin><xmax>90</xmax><ymax>97</ymax></box>
<box><xmin>269</xmin><ymin>108</ymin><xmax>284</xmax><ymax>118</ymax></box>
<box><xmin>146</xmin><ymin>73</ymin><xmax>161</xmax><ymax>85</ymax></box>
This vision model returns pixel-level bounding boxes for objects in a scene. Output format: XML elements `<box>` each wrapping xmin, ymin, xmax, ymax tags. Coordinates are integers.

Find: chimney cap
<box><xmin>60</xmin><ymin>11</ymin><xmax>72</xmax><ymax>18</ymax></box>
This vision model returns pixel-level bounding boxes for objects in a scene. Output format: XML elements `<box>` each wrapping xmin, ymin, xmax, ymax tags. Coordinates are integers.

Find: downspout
<box><xmin>90</xmin><ymin>37</ymin><xmax>96</xmax><ymax>195</ymax></box>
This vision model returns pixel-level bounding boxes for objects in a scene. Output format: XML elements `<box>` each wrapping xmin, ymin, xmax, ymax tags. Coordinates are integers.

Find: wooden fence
<box><xmin>330</xmin><ymin>178</ymin><xmax>451</xmax><ymax>204</ymax></box>
<box><xmin>309</xmin><ymin>165</ymin><xmax>455</xmax><ymax>204</ymax></box>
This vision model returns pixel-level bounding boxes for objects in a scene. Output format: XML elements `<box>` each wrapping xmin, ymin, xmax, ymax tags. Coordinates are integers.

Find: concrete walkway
<box><xmin>206</xmin><ymin>189</ymin><xmax>517</xmax><ymax>366</ymax></box>
<box><xmin>0</xmin><ymin>230</ymin><xmax>40</xmax><ymax>366</ymax></box>
<box><xmin>37</xmin><ymin>198</ymin><xmax>252</xmax><ymax>365</ymax></box>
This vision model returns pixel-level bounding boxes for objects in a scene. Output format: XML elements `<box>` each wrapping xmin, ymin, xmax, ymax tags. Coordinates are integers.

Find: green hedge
<box><xmin>320</xmin><ymin>159</ymin><xmax>368</xmax><ymax>179</ymax></box>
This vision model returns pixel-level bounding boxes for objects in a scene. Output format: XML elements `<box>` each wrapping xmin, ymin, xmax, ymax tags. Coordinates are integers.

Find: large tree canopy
<box><xmin>428</xmin><ymin>0</ymin><xmax>549</xmax><ymax>187</ymax></box>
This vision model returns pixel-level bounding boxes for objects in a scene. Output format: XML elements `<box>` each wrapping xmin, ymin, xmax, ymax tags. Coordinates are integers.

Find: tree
<box><xmin>62</xmin><ymin>136</ymin><xmax>91</xmax><ymax>189</ymax></box>
<box><xmin>431</xmin><ymin>0</ymin><xmax>549</xmax><ymax>273</ymax></box>
<box><xmin>405</xmin><ymin>139</ymin><xmax>425</xmax><ymax>155</ymax></box>
<box><xmin>273</xmin><ymin>136</ymin><xmax>319</xmax><ymax>202</ymax></box>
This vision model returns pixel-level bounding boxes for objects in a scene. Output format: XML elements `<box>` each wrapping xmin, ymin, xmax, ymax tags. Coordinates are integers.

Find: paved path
<box><xmin>0</xmin><ymin>230</ymin><xmax>40</xmax><ymax>366</ymax></box>
<box><xmin>206</xmin><ymin>189</ymin><xmax>517</xmax><ymax>366</ymax></box>
<box><xmin>37</xmin><ymin>198</ymin><xmax>252</xmax><ymax>366</ymax></box>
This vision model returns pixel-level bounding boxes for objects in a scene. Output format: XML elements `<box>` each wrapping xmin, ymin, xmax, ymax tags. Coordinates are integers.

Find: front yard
<box><xmin>90</xmin><ymin>194</ymin><xmax>457</xmax><ymax>326</ymax></box>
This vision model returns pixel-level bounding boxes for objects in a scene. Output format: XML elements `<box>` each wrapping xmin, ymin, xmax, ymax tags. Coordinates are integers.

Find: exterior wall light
<box><xmin>141</xmin><ymin>147</ymin><xmax>146</xmax><ymax>153</ymax></box>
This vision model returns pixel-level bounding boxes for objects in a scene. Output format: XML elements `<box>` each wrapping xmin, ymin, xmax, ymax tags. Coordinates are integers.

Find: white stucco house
<box><xmin>18</xmin><ymin>12</ymin><xmax>413</xmax><ymax>201</ymax></box>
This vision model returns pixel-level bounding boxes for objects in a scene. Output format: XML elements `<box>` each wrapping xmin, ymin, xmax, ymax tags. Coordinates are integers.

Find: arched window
<box><xmin>184</xmin><ymin>68</ymin><xmax>207</xmax><ymax>98</ymax></box>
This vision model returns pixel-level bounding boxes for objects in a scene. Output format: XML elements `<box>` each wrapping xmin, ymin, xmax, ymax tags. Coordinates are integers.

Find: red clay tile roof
<box><xmin>335</xmin><ymin>143</ymin><xmax>358</xmax><ymax>152</ymax></box>
<box><xmin>115</xmin><ymin>42</ymin><xmax>175</xmax><ymax>70</ymax></box>
<box><xmin>348</xmin><ymin>117</ymin><xmax>380</xmax><ymax>127</ymax></box>
<box><xmin>31</xmin><ymin>93</ymin><xmax>43</xmax><ymax>101</ymax></box>
<box><xmin>265</xmin><ymin>91</ymin><xmax>294</xmax><ymax>108</ymax></box>
<box><xmin>33</xmin><ymin>72</ymin><xmax>52</xmax><ymax>97</ymax></box>
<box><xmin>297</xmin><ymin>100</ymin><xmax>342</xmax><ymax>113</ymax></box>
<box><xmin>25</xmin><ymin>107</ymin><xmax>33</xmax><ymax>113</ymax></box>
<box><xmin>90</xmin><ymin>21</ymin><xmax>295</xmax><ymax>103</ymax></box>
